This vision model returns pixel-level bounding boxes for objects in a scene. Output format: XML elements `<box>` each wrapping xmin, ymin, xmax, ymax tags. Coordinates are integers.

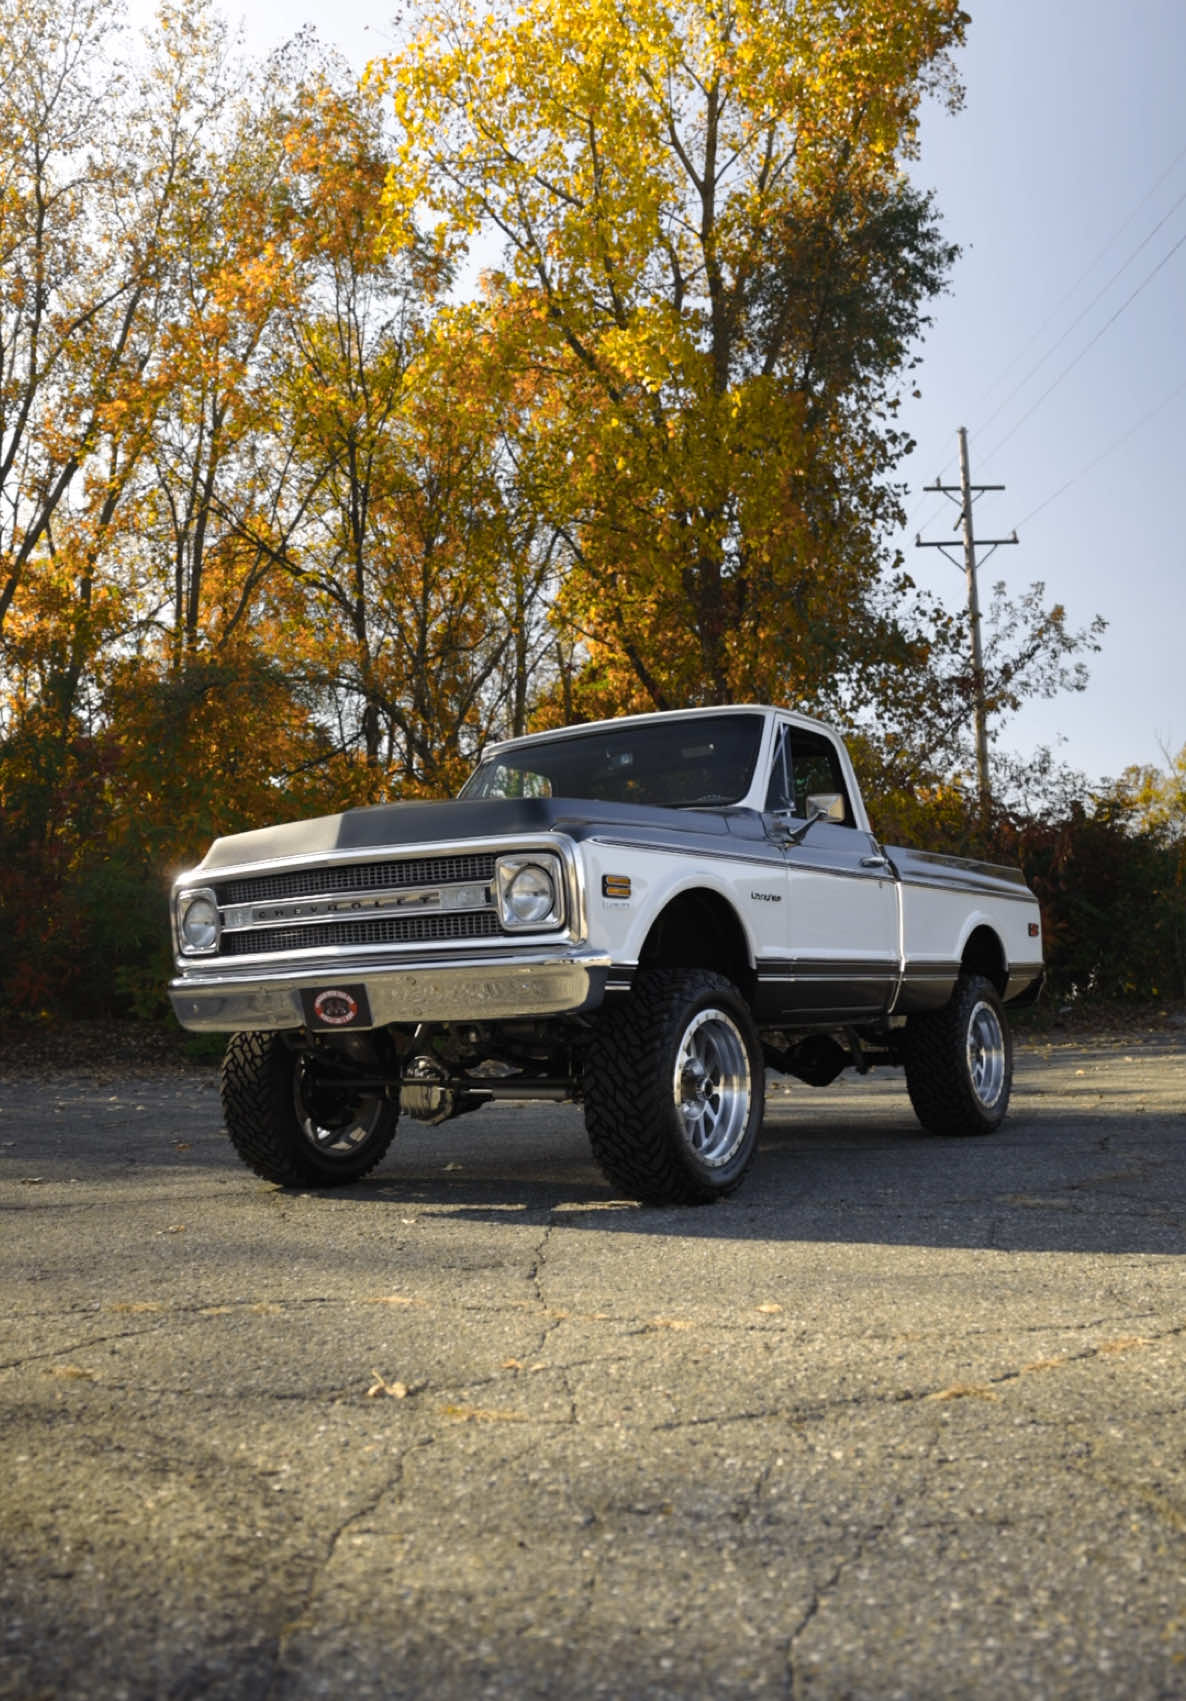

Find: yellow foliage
<box><xmin>375</xmin><ymin>0</ymin><xmax>967</xmax><ymax>715</ymax></box>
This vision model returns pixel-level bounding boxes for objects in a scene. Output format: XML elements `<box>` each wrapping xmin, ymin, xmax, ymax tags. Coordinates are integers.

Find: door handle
<box><xmin>860</xmin><ymin>854</ymin><xmax>890</xmax><ymax>869</ymax></box>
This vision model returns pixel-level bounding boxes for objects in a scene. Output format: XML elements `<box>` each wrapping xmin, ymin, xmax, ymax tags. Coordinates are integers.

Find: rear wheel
<box><xmin>583</xmin><ymin>968</ymin><xmax>764</xmax><ymax>1205</ymax></box>
<box><xmin>903</xmin><ymin>972</ymin><xmax>1012</xmax><ymax>1136</ymax></box>
<box><xmin>220</xmin><ymin>1031</ymin><xmax>399</xmax><ymax>1186</ymax></box>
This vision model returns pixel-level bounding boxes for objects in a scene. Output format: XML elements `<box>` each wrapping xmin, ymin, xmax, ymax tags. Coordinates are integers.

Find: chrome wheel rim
<box><xmin>966</xmin><ymin>1000</ymin><xmax>1007</xmax><ymax>1109</ymax></box>
<box><xmin>293</xmin><ymin>1061</ymin><xmax>384</xmax><ymax>1158</ymax></box>
<box><xmin>672</xmin><ymin>1008</ymin><xmax>752</xmax><ymax>1168</ymax></box>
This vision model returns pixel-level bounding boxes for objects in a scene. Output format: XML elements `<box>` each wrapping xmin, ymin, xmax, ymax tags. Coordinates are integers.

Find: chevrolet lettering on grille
<box><xmin>221</xmin><ymin>882</ymin><xmax>493</xmax><ymax>933</ymax></box>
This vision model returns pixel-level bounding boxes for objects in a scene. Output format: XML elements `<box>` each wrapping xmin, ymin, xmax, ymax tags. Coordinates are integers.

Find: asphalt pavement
<box><xmin>1</xmin><ymin>1032</ymin><xmax>1184</xmax><ymax>1699</ymax></box>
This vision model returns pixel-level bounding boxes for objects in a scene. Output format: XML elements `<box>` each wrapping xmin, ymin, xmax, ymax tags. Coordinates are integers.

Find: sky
<box><xmin>894</xmin><ymin>0</ymin><xmax>1186</xmax><ymax>790</ymax></box>
<box><xmin>128</xmin><ymin>0</ymin><xmax>1184</xmax><ymax>790</ymax></box>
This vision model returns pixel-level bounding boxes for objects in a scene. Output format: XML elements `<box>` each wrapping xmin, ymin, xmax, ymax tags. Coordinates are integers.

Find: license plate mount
<box><xmin>300</xmin><ymin>984</ymin><xmax>373</xmax><ymax>1031</ymax></box>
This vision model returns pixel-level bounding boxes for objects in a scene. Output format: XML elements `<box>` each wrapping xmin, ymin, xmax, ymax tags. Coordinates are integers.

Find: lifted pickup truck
<box><xmin>169</xmin><ymin>706</ymin><xmax>1043</xmax><ymax>1204</ymax></box>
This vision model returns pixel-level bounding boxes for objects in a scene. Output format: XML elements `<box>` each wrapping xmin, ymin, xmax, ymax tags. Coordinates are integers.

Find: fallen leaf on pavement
<box><xmin>926</xmin><ymin>1383</ymin><xmax>999</xmax><ymax>1403</ymax></box>
<box><xmin>367</xmin><ymin>1370</ymin><xmax>427</xmax><ymax>1399</ymax></box>
<box><xmin>441</xmin><ymin>1403</ymin><xmax>527</xmax><ymax>1423</ymax></box>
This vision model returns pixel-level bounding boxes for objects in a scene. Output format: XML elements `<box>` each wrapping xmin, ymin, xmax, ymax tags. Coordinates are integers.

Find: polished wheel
<box><xmin>293</xmin><ymin>1057</ymin><xmax>387</xmax><ymax>1158</ymax></box>
<box><xmin>966</xmin><ymin>999</ymin><xmax>1007</xmax><ymax>1112</ymax></box>
<box><xmin>903</xmin><ymin>971</ymin><xmax>1013</xmax><ymax>1137</ymax></box>
<box><xmin>673</xmin><ymin>1007</ymin><xmax>752</xmax><ymax>1167</ymax></box>
<box><xmin>220</xmin><ymin>1032</ymin><xmax>399</xmax><ymax>1186</ymax></box>
<box><xmin>583</xmin><ymin>967</ymin><xmax>764</xmax><ymax>1204</ymax></box>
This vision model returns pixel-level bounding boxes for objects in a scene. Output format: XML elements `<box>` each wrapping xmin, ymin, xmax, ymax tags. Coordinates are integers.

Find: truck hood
<box><xmin>189</xmin><ymin>795</ymin><xmax>747</xmax><ymax>876</ymax></box>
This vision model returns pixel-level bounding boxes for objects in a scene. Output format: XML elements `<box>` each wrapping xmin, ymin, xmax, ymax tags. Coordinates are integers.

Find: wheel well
<box><xmin>961</xmin><ymin>925</ymin><xmax>1007</xmax><ymax>994</ymax></box>
<box><xmin>638</xmin><ymin>889</ymin><xmax>754</xmax><ymax>1000</ymax></box>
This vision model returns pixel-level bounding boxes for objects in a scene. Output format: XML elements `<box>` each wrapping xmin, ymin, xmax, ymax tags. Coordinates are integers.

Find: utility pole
<box><xmin>915</xmin><ymin>426</ymin><xmax>1017</xmax><ymax>819</ymax></box>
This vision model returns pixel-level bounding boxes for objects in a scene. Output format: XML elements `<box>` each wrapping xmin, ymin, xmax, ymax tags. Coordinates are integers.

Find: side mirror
<box><xmin>780</xmin><ymin>793</ymin><xmax>847</xmax><ymax>846</ymax></box>
<box><xmin>805</xmin><ymin>792</ymin><xmax>846</xmax><ymax>825</ymax></box>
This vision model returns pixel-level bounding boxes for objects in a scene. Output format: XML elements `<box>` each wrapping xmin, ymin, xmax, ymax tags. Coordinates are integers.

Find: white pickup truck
<box><xmin>169</xmin><ymin>706</ymin><xmax>1044</xmax><ymax>1204</ymax></box>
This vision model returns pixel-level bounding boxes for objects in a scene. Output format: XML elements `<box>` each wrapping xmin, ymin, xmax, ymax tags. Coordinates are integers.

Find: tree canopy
<box><xmin>380</xmin><ymin>0</ymin><xmax>969</xmax><ymax>718</ymax></box>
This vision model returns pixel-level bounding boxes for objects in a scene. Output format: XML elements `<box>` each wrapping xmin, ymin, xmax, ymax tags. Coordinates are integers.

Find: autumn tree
<box><xmin>0</xmin><ymin>0</ymin><xmax>271</xmax><ymax>1007</ymax></box>
<box><xmin>77</xmin><ymin>40</ymin><xmax>392</xmax><ymax>903</ymax></box>
<box><xmin>209</xmin><ymin>74</ymin><xmax>562</xmax><ymax>795</ymax></box>
<box><xmin>1112</xmin><ymin>745</ymin><xmax>1186</xmax><ymax>994</ymax></box>
<box><xmin>378</xmin><ymin>0</ymin><xmax>969</xmax><ymax>719</ymax></box>
<box><xmin>1121</xmin><ymin>744</ymin><xmax>1186</xmax><ymax>844</ymax></box>
<box><xmin>0</xmin><ymin>5</ymin><xmax>360</xmax><ymax>1012</ymax></box>
<box><xmin>0</xmin><ymin>0</ymin><xmax>166</xmax><ymax>752</ymax></box>
<box><xmin>0</xmin><ymin>0</ymin><xmax>312</xmax><ymax>760</ymax></box>
<box><xmin>136</xmin><ymin>23</ymin><xmax>306</xmax><ymax>671</ymax></box>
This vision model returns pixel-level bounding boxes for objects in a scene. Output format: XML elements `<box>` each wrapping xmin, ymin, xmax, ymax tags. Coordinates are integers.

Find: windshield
<box><xmin>459</xmin><ymin>714</ymin><xmax>765</xmax><ymax>808</ymax></box>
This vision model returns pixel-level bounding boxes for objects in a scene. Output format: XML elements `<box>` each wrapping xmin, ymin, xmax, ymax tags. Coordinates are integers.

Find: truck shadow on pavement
<box><xmin>335</xmin><ymin>1101</ymin><xmax>1185</xmax><ymax>1259</ymax></box>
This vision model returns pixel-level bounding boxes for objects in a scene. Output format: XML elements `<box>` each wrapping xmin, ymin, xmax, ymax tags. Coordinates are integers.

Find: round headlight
<box><xmin>180</xmin><ymin>892</ymin><xmax>219</xmax><ymax>952</ymax></box>
<box><xmin>505</xmin><ymin>863</ymin><xmax>556</xmax><ymax>925</ymax></box>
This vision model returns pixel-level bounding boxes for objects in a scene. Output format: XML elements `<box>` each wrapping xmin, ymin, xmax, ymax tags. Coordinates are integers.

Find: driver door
<box><xmin>761</xmin><ymin>722</ymin><xmax>899</xmax><ymax>1022</ymax></box>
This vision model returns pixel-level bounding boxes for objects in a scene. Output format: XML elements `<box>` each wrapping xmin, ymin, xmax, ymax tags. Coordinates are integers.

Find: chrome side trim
<box><xmin>891</xmin><ymin>847</ymin><xmax>1030</xmax><ymax>887</ymax></box>
<box><xmin>894</xmin><ymin>873</ymin><xmax>1040</xmax><ymax>905</ymax></box>
<box><xmin>169</xmin><ymin>948</ymin><xmax>612</xmax><ymax>1033</ymax></box>
<box><xmin>588</xmin><ymin>834</ymin><xmax>785</xmax><ymax>870</ymax></box>
<box><xmin>755</xmin><ymin>957</ymin><xmax>898</xmax><ymax>980</ymax></box>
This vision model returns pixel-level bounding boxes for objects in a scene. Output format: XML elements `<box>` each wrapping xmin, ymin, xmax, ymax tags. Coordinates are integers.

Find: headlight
<box><xmin>177</xmin><ymin>888</ymin><xmax>220</xmax><ymax>955</ymax></box>
<box><xmin>495</xmin><ymin>855</ymin><xmax>565</xmax><ymax>931</ymax></box>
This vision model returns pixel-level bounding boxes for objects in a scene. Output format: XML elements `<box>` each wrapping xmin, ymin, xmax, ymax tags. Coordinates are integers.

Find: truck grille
<box><xmin>221</xmin><ymin>910</ymin><xmax>503</xmax><ymax>956</ymax></box>
<box><xmin>221</xmin><ymin>853</ymin><xmax>497</xmax><ymax>907</ymax></box>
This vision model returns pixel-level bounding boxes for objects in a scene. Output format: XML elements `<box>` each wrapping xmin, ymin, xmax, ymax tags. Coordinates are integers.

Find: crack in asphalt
<box><xmin>915</xmin><ymin>1319</ymin><xmax>1186</xmax><ymax>1405</ymax></box>
<box><xmin>528</xmin><ymin>1223</ymin><xmax>582</xmax><ymax>1425</ymax></box>
<box><xmin>1063</xmin><ymin>1449</ymin><xmax>1186</xmax><ymax>1537</ymax></box>
<box><xmin>261</xmin><ymin>1438</ymin><xmax>430</xmax><ymax>1701</ymax></box>
<box><xmin>0</xmin><ymin>1319</ymin><xmax>195</xmax><ymax>1372</ymax></box>
<box><xmin>6</xmin><ymin>1293</ymin><xmax>1172</xmax><ymax>1349</ymax></box>
<box><xmin>644</xmin><ymin>1321</ymin><xmax>1186</xmax><ymax>1434</ymax></box>
<box><xmin>782</xmin><ymin>1504</ymin><xmax>900</xmax><ymax>1701</ymax></box>
<box><xmin>780</xmin><ymin>1424</ymin><xmax>949</xmax><ymax>1697</ymax></box>
<box><xmin>10</xmin><ymin>1308</ymin><xmax>1182</xmax><ymax>1435</ymax></box>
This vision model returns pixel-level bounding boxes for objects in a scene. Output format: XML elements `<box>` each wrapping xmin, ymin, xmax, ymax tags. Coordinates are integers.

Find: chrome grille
<box><xmin>220</xmin><ymin>853</ymin><xmax>497</xmax><ymax>907</ymax></box>
<box><xmin>221</xmin><ymin>911</ymin><xmax>503</xmax><ymax>956</ymax></box>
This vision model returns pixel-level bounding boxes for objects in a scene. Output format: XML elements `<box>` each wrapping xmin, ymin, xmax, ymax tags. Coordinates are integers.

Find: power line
<box><xmin>911</xmin><ymin>199</ymin><xmax>1186</xmax><ymax>533</ymax></box>
<box><xmin>983</xmin><ymin>223</ymin><xmax>1186</xmax><ymax>463</ymax></box>
<box><xmin>968</xmin><ymin>140</ymin><xmax>1186</xmax><ymax>433</ymax></box>
<box><xmin>973</xmin><ymin>179</ymin><xmax>1186</xmax><ymax>446</ymax></box>
<box><xmin>902</xmin><ymin>140</ymin><xmax>1186</xmax><ymax>536</ymax></box>
<box><xmin>1014</xmin><ymin>370</ymin><xmax>1186</xmax><ymax>530</ymax></box>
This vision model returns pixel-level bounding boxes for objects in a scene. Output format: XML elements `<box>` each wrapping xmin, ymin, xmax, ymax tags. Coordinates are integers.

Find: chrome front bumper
<box><xmin>168</xmin><ymin>947</ymin><xmax>613</xmax><ymax>1033</ymax></box>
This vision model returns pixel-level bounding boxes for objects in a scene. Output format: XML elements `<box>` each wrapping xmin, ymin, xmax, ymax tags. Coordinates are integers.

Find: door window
<box><xmin>765</xmin><ymin>726</ymin><xmax>853</xmax><ymax>825</ymax></box>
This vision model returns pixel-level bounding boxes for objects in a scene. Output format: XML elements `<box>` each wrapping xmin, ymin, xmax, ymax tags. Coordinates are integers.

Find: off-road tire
<box><xmin>903</xmin><ymin>972</ymin><xmax>1013</xmax><ymax>1136</ymax></box>
<box><xmin>583</xmin><ymin>968</ymin><xmax>764</xmax><ymax>1205</ymax></box>
<box><xmin>220</xmin><ymin>1032</ymin><xmax>399</xmax><ymax>1186</ymax></box>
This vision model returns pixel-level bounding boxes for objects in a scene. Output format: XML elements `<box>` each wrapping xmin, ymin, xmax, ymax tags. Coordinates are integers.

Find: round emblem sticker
<box><xmin>312</xmin><ymin>988</ymin><xmax>359</xmax><ymax>1027</ymax></box>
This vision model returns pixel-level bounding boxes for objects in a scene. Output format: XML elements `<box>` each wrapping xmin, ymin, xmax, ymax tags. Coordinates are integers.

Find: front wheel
<box><xmin>220</xmin><ymin>1032</ymin><xmax>399</xmax><ymax>1186</ymax></box>
<box><xmin>583</xmin><ymin>969</ymin><xmax>764</xmax><ymax>1205</ymax></box>
<box><xmin>903</xmin><ymin>972</ymin><xmax>1013</xmax><ymax>1136</ymax></box>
